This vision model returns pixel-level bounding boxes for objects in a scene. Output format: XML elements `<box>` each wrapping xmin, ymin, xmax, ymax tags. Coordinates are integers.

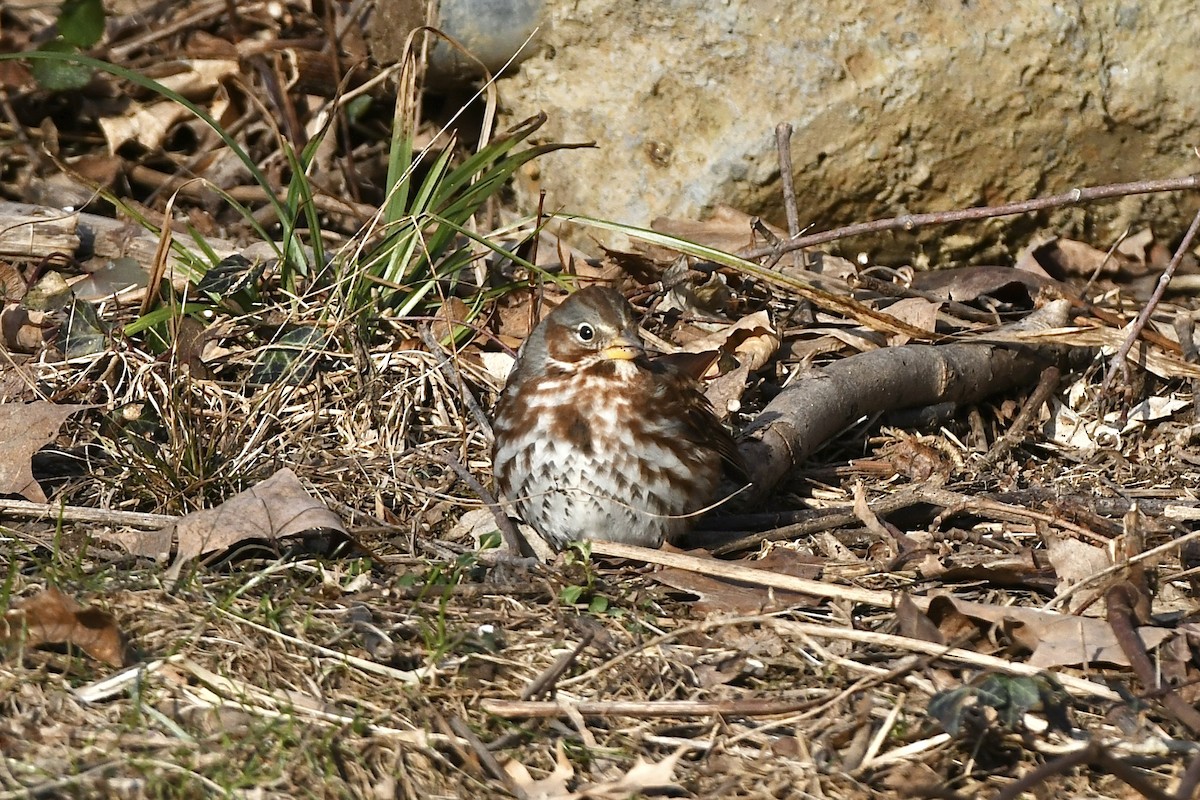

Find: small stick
<box><xmin>774</xmin><ymin>121</ymin><xmax>814</xmax><ymax>323</ymax></box>
<box><xmin>419</xmin><ymin>324</ymin><xmax>492</xmax><ymax>438</ymax></box>
<box><xmin>775</xmin><ymin>123</ymin><xmax>802</xmax><ymax>248</ymax></box>
<box><xmin>428</xmin><ymin>450</ymin><xmax>524</xmax><ymax>556</ymax></box>
<box><xmin>1108</xmin><ymin>582</ymin><xmax>1200</xmax><ymax>736</ymax></box>
<box><xmin>447</xmin><ymin>716</ymin><xmax>515</xmax><ymax>791</ymax></box>
<box><xmin>0</xmin><ymin>498</ymin><xmax>175</xmax><ymax>528</ymax></box>
<box><xmin>1174</xmin><ymin>311</ymin><xmax>1200</xmax><ymax>424</ymax></box>
<box><xmin>979</xmin><ymin>365</ymin><xmax>1061</xmax><ymax>468</ymax></box>
<box><xmin>1100</xmin><ymin>204</ymin><xmax>1200</xmax><ymax>398</ymax></box>
<box><xmin>740</xmin><ymin>174</ymin><xmax>1200</xmax><ymax>258</ymax></box>
<box><xmin>482</xmin><ymin>695</ymin><xmax>822</xmax><ymax>720</ymax></box>
<box><xmin>520</xmin><ymin>630</ymin><xmax>594</xmax><ymax>700</ymax></box>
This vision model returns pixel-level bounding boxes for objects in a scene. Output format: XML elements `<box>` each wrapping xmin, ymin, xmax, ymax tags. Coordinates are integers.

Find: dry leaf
<box><xmin>98</xmin><ymin>99</ymin><xmax>191</xmax><ymax>153</ymax></box>
<box><xmin>681</xmin><ymin>310</ymin><xmax>779</xmax><ymax>372</ymax></box>
<box><xmin>1032</xmin><ymin>237</ymin><xmax>1119</xmax><ymax>277</ymax></box>
<box><xmin>579</xmin><ymin>747</ymin><xmax>687</xmax><ymax>799</ymax></box>
<box><xmin>1045</xmin><ymin>534</ymin><xmax>1113</xmax><ymax>615</ymax></box>
<box><xmin>655</xmin><ymin>548</ymin><xmax>823</xmax><ymax>614</ymax></box>
<box><xmin>104</xmin><ymin>468</ymin><xmax>348</xmax><ymax>571</ymax></box>
<box><xmin>879</xmin><ymin>297</ymin><xmax>940</xmax><ymax>345</ymax></box>
<box><xmin>504</xmin><ymin>741</ymin><xmax>573</xmax><ymax>799</ymax></box>
<box><xmin>896</xmin><ymin>593</ymin><xmax>945</xmax><ymax>645</ymax></box>
<box><xmin>2</xmin><ymin>587</ymin><xmax>128</xmax><ymax>667</ymax></box>
<box><xmin>911</xmin><ymin>264</ymin><xmax>1052</xmax><ymax>305</ymax></box>
<box><xmin>147</xmin><ymin>59</ymin><xmax>239</xmax><ymax>96</ymax></box>
<box><xmin>1117</xmin><ymin>228</ymin><xmax>1155</xmax><ymax>264</ymax></box>
<box><xmin>431</xmin><ymin>296</ymin><xmax>471</xmax><ymax>342</ymax></box>
<box><xmin>0</xmin><ymin>402</ymin><xmax>90</xmax><ymax>502</ymax></box>
<box><xmin>943</xmin><ymin>597</ymin><xmax>1172</xmax><ymax>669</ymax></box>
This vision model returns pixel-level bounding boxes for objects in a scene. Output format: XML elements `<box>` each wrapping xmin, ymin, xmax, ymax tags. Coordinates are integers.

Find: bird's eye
<box><xmin>577</xmin><ymin>323</ymin><xmax>595</xmax><ymax>342</ymax></box>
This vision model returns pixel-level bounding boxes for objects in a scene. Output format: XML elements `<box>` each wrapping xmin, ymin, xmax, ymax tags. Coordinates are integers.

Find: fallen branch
<box><xmin>738</xmin><ymin>300</ymin><xmax>1075</xmax><ymax>501</ymax></box>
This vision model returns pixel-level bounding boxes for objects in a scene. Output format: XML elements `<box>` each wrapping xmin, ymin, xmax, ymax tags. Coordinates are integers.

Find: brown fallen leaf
<box><xmin>0</xmin><ymin>401</ymin><xmax>91</xmax><ymax>502</ymax></box>
<box><xmin>1</xmin><ymin>587</ymin><xmax>129</xmax><ymax>667</ymax></box>
<box><xmin>656</xmin><ymin>548</ymin><xmax>824</xmax><ymax>615</ymax></box>
<box><xmin>681</xmin><ymin>309</ymin><xmax>779</xmax><ymax>372</ymax></box>
<box><xmin>942</xmin><ymin>596</ymin><xmax>1173</xmax><ymax>669</ymax></box>
<box><xmin>910</xmin><ymin>264</ymin><xmax>1053</xmax><ymax>306</ymax></box>
<box><xmin>879</xmin><ymin>297</ymin><xmax>940</xmax><ymax>345</ymax></box>
<box><xmin>1116</xmin><ymin>227</ymin><xmax>1155</xmax><ymax>265</ymax></box>
<box><xmin>504</xmin><ymin>740</ymin><xmax>573</xmax><ymax>799</ymax></box>
<box><xmin>97</xmin><ymin>99</ymin><xmax>192</xmax><ymax>154</ymax></box>
<box><xmin>1045</xmin><ymin>533</ymin><xmax>1113</xmax><ymax>615</ymax></box>
<box><xmin>577</xmin><ymin>747</ymin><xmax>687</xmax><ymax>799</ymax></box>
<box><xmin>102</xmin><ymin>468</ymin><xmax>349</xmax><ymax>572</ymax></box>
<box><xmin>1025</xmin><ymin>236</ymin><xmax>1119</xmax><ymax>278</ymax></box>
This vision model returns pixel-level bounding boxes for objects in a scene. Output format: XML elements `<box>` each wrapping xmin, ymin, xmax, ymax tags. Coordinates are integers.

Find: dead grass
<box><xmin>3</xmin><ymin>3</ymin><xmax>1200</xmax><ymax>799</ymax></box>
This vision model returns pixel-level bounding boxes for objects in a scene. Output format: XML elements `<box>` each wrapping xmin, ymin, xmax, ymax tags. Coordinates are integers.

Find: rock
<box><xmin>368</xmin><ymin>0</ymin><xmax>546</xmax><ymax>87</ymax></box>
<box><xmin>496</xmin><ymin>0</ymin><xmax>1200</xmax><ymax>264</ymax></box>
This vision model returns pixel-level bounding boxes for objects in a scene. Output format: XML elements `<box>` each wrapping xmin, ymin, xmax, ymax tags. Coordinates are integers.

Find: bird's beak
<box><xmin>601</xmin><ymin>333</ymin><xmax>643</xmax><ymax>361</ymax></box>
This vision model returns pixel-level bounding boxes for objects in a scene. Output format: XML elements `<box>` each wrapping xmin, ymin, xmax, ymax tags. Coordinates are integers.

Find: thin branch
<box><xmin>1101</xmin><ymin>203</ymin><xmax>1200</xmax><ymax>396</ymax></box>
<box><xmin>740</xmin><ymin>174</ymin><xmax>1200</xmax><ymax>258</ymax></box>
<box><xmin>1107</xmin><ymin>581</ymin><xmax>1200</xmax><ymax>736</ymax></box>
<box><xmin>775</xmin><ymin>122</ymin><xmax>802</xmax><ymax>245</ymax></box>
<box><xmin>979</xmin><ymin>365</ymin><xmax>1061</xmax><ymax>468</ymax></box>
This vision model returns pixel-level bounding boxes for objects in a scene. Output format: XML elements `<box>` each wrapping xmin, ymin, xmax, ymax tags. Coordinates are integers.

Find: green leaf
<box><xmin>588</xmin><ymin>595</ymin><xmax>609</xmax><ymax>614</ymax></box>
<box><xmin>30</xmin><ymin>40</ymin><xmax>91</xmax><ymax>92</ymax></box>
<box><xmin>927</xmin><ymin>685</ymin><xmax>973</xmax><ymax>736</ymax></box>
<box><xmin>60</xmin><ymin>297</ymin><xmax>108</xmax><ymax>357</ymax></box>
<box><xmin>559</xmin><ymin>585</ymin><xmax>583</xmax><ymax>605</ymax></box>
<box><xmin>196</xmin><ymin>254</ymin><xmax>264</xmax><ymax>298</ymax></box>
<box><xmin>248</xmin><ymin>326</ymin><xmax>327</xmax><ymax>386</ymax></box>
<box><xmin>59</xmin><ymin>0</ymin><xmax>106</xmax><ymax>47</ymax></box>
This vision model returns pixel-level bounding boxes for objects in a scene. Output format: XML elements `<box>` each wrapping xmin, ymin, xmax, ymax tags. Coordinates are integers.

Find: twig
<box><xmin>447</xmin><ymin>716</ymin><xmax>514</xmax><ymax>791</ymax></box>
<box><xmin>589</xmin><ymin>542</ymin><xmax>1121</xmax><ymax>700</ymax></box>
<box><xmin>994</xmin><ymin>740</ymin><xmax>1176</xmax><ymax>800</ymax></box>
<box><xmin>419</xmin><ymin>324</ymin><xmax>493</xmax><ymax>438</ymax></box>
<box><xmin>427</xmin><ymin>450</ymin><xmax>524</xmax><ymax>556</ymax></box>
<box><xmin>715</xmin><ymin>483</ymin><xmax>1108</xmax><ymax>554</ymax></box>
<box><xmin>774</xmin><ymin>121</ymin><xmax>814</xmax><ymax>323</ymax></box>
<box><xmin>979</xmin><ymin>365</ymin><xmax>1061</xmax><ymax>468</ymax></box>
<box><xmin>521</xmin><ymin>630</ymin><xmax>594</xmax><ymax>700</ymax></box>
<box><xmin>0</xmin><ymin>498</ymin><xmax>176</xmax><ymax>528</ymax></box>
<box><xmin>1174</xmin><ymin>751</ymin><xmax>1200</xmax><ymax>799</ymax></box>
<box><xmin>775</xmin><ymin>123</ymin><xmax>802</xmax><ymax>252</ymax></box>
<box><xmin>482</xmin><ymin>695</ymin><xmax>822</xmax><ymax>720</ymax></box>
<box><xmin>1100</xmin><ymin>204</ymin><xmax>1200</xmax><ymax>398</ymax></box>
<box><xmin>1173</xmin><ymin>311</ymin><xmax>1200</xmax><ymax>425</ymax></box>
<box><xmin>920</xmin><ymin>486</ymin><xmax>1109</xmax><ymax>545</ymax></box>
<box><xmin>1107</xmin><ymin>582</ymin><xmax>1200</xmax><ymax>736</ymax></box>
<box><xmin>706</xmin><ymin>485</ymin><xmax>927</xmax><ymax>553</ymax></box>
<box><xmin>739</xmin><ymin>174</ymin><xmax>1200</xmax><ymax>258</ymax></box>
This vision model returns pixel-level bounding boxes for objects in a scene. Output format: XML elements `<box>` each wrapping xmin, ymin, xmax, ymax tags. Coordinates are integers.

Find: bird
<box><xmin>491</xmin><ymin>285</ymin><xmax>746</xmax><ymax>549</ymax></box>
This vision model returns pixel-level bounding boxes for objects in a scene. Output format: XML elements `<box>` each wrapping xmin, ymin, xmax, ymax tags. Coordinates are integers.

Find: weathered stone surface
<box><xmin>497</xmin><ymin>0</ymin><xmax>1200</xmax><ymax>263</ymax></box>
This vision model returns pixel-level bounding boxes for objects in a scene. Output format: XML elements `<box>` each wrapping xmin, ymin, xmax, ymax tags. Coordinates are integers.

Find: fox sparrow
<box><xmin>492</xmin><ymin>286</ymin><xmax>745</xmax><ymax>549</ymax></box>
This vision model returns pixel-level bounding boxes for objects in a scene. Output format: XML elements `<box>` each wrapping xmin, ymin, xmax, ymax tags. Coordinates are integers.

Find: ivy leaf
<box><xmin>30</xmin><ymin>40</ymin><xmax>91</xmax><ymax>92</ymax></box>
<box><xmin>248</xmin><ymin>326</ymin><xmax>326</xmax><ymax>386</ymax></box>
<box><xmin>929</xmin><ymin>673</ymin><xmax>1073</xmax><ymax>737</ymax></box>
<box><xmin>59</xmin><ymin>0</ymin><xmax>106</xmax><ymax>48</ymax></box>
